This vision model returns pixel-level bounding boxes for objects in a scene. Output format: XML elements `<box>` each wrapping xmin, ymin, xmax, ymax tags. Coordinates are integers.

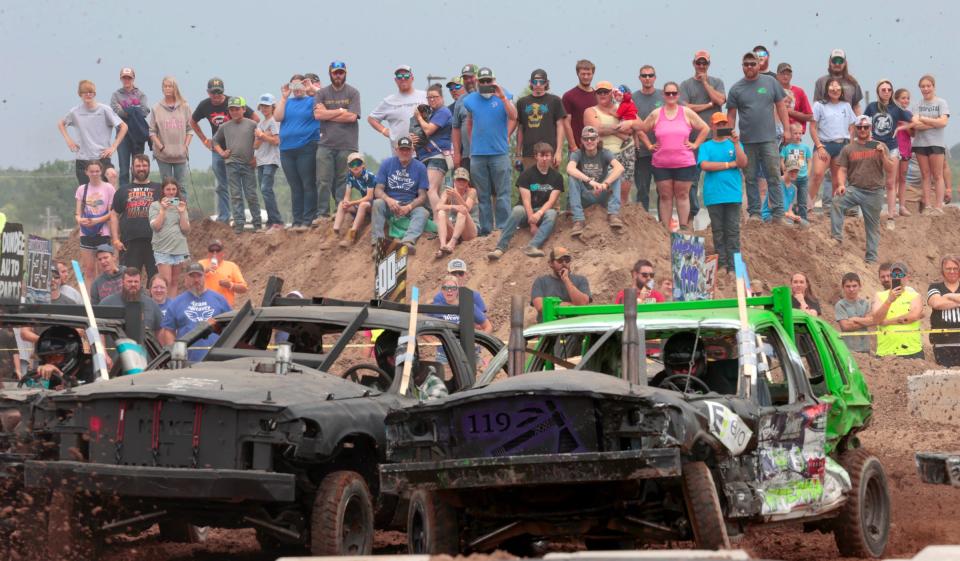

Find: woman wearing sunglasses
<box><xmin>584</xmin><ymin>80</ymin><xmax>637</xmax><ymax>205</ymax></box>
<box><xmin>809</xmin><ymin>78</ymin><xmax>857</xmax><ymax>214</ymax></box>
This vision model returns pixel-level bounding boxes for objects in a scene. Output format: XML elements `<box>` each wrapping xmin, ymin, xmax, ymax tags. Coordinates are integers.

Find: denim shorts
<box><xmin>424</xmin><ymin>157</ymin><xmax>449</xmax><ymax>172</ymax></box>
<box><xmin>154</xmin><ymin>252</ymin><xmax>190</xmax><ymax>265</ymax></box>
<box><xmin>652</xmin><ymin>165</ymin><xmax>698</xmax><ymax>182</ymax></box>
<box><xmin>823</xmin><ymin>140</ymin><xmax>848</xmax><ymax>159</ymax></box>
<box><xmin>79</xmin><ymin>234</ymin><xmax>111</xmax><ymax>250</ymax></box>
<box><xmin>913</xmin><ymin>145</ymin><xmax>946</xmax><ymax>156</ymax></box>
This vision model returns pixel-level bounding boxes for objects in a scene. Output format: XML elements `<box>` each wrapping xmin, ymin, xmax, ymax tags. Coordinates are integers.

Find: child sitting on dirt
<box><xmin>332</xmin><ymin>152</ymin><xmax>375</xmax><ymax>247</ymax></box>
<box><xmin>762</xmin><ymin>160</ymin><xmax>802</xmax><ymax>224</ymax></box>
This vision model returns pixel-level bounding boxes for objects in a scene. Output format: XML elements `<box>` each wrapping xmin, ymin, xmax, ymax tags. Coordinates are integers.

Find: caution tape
<box><xmin>837</xmin><ymin>327</ymin><xmax>960</xmax><ymax>337</ymax></box>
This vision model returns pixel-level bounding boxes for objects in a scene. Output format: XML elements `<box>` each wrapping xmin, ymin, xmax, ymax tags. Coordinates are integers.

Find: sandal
<box><xmin>441</xmin><ymin>245</ymin><xmax>454</xmax><ymax>255</ymax></box>
<box><xmin>434</xmin><ymin>248</ymin><xmax>446</xmax><ymax>259</ymax></box>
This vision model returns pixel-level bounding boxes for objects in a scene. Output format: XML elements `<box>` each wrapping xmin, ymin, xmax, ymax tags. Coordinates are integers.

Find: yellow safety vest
<box><xmin>876</xmin><ymin>287</ymin><xmax>922</xmax><ymax>356</ymax></box>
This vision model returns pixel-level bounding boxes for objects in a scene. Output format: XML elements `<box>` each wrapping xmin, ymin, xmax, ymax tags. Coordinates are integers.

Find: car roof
<box><xmin>524</xmin><ymin>308</ymin><xmax>781</xmax><ymax>336</ymax></box>
<box><xmin>217</xmin><ymin>305</ymin><xmax>463</xmax><ymax>332</ymax></box>
<box><xmin>0</xmin><ymin>312</ymin><xmax>126</xmax><ymax>330</ymax></box>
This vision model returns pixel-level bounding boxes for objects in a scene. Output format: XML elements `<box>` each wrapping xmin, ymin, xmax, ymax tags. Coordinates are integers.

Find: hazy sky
<box><xmin>1</xmin><ymin>0</ymin><xmax>956</xmax><ymax>170</ymax></box>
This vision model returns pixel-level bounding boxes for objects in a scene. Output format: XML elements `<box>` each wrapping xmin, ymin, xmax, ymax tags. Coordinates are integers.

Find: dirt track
<box><xmin>47</xmin><ymin>205</ymin><xmax>960</xmax><ymax>560</ymax></box>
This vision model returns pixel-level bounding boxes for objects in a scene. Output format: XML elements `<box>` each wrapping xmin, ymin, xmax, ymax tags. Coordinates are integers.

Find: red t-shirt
<box><xmin>787</xmin><ymin>85</ymin><xmax>813</xmax><ymax>133</ymax></box>
<box><xmin>562</xmin><ymin>87</ymin><xmax>597</xmax><ymax>148</ymax></box>
<box><xmin>615</xmin><ymin>289</ymin><xmax>666</xmax><ymax>304</ymax></box>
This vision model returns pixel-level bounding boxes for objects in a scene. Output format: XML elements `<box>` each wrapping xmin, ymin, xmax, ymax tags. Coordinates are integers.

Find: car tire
<box><xmin>46</xmin><ymin>489</ymin><xmax>100</xmax><ymax>561</ymax></box>
<box><xmin>833</xmin><ymin>448</ymin><xmax>890</xmax><ymax>558</ymax></box>
<box><xmin>310</xmin><ymin>470</ymin><xmax>374</xmax><ymax>555</ymax></box>
<box><xmin>407</xmin><ymin>489</ymin><xmax>460</xmax><ymax>554</ymax></box>
<box><xmin>682</xmin><ymin>461</ymin><xmax>731</xmax><ymax>550</ymax></box>
<box><xmin>158</xmin><ymin>521</ymin><xmax>208</xmax><ymax>543</ymax></box>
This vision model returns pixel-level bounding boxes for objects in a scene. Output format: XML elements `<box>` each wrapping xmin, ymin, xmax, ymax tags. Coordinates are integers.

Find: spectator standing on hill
<box><xmin>447</xmin><ymin>77</ymin><xmax>465</xmax><ymax>111</ymax></box>
<box><xmin>872</xmin><ymin>262</ymin><xmax>924</xmax><ymax>359</ymax></box>
<box><xmin>275</xmin><ymin>74</ymin><xmax>320</xmax><ymax>231</ymax></box>
<box><xmin>161</xmin><ymin>262</ymin><xmax>231</xmax><ymax>359</ymax></box>
<box><xmin>813</xmin><ymin>49</ymin><xmax>864</xmax><ymax>113</ymax></box>
<box><xmin>864</xmin><ymin>80</ymin><xmax>914</xmax><ymax>229</ymax></box>
<box><xmin>615</xmin><ymin>259</ymin><xmax>665</xmax><ymax>304</ymax></box>
<box><xmin>679</xmin><ymin>50</ymin><xmax>726</xmax><ymax>223</ymax></box>
<box><xmin>516</xmin><ymin>69</ymin><xmax>567</xmax><ymax>170</ymax></box>
<box><xmin>190</xmin><ymin>77</ymin><xmax>258</xmax><ymax>224</ymax></box>
<box><xmin>199</xmin><ymin>239</ymin><xmax>248</xmax><ymax>308</ymax></box>
<box><xmin>835</xmin><ymin>272</ymin><xmax>874</xmax><ymax>354</ymax></box>
<box><xmin>585</xmin><ymin>80</ymin><xmax>636</xmax><ymax>206</ymax></box>
<box><xmin>912</xmin><ymin>74</ymin><xmax>950</xmax><ymax>214</ymax></box>
<box><xmin>89</xmin><ymin>245</ymin><xmax>123</xmax><ymax>305</ymax></box>
<box><xmin>452</xmin><ymin>64</ymin><xmax>479</xmax><ymax>171</ymax></box>
<box><xmin>59</xmin><ymin>79</ymin><xmax>127</xmax><ymax>185</ymax></box>
<box><xmin>562</xmin><ymin>60</ymin><xmax>598</xmax><ymax>150</ymax></box>
<box><xmin>314</xmin><ymin>61</ymin><xmax>361</xmax><ymax>216</ymax></box>
<box><xmin>530</xmin><ymin>247</ymin><xmax>592</xmax><ymax>321</ymax></box>
<box><xmin>413</xmin><ymin>84</ymin><xmax>453</xmax><ymax>212</ymax></box>
<box><xmin>566</xmin><ymin>126</ymin><xmax>625</xmax><ymax>236</ymax></box>
<box><xmin>790</xmin><ymin>272</ymin><xmax>821</xmax><ymax>316</ymax></box>
<box><xmin>214</xmin><ymin>98</ymin><xmax>261</xmax><ymax>234</ymax></box>
<box><xmin>149</xmin><ymin>76</ymin><xmax>193</xmax><ymax>196</ymax></box>
<box><xmin>371</xmin><ymin>137</ymin><xmax>430</xmax><ymax>254</ymax></box>
<box><xmin>368</xmin><ymin>65</ymin><xmax>427</xmax><ymax>152</ymax></box>
<box><xmin>780</xmin><ymin>123</ymin><xmax>813</xmax><ymax>224</ymax></box>
<box><xmin>110</xmin><ymin>154</ymin><xmax>159</xmax><ymax>279</ymax></box>
<box><xmin>149</xmin><ymin>178</ymin><xmax>190</xmax><ymax>298</ymax></box>
<box><xmin>632</xmin><ymin>65</ymin><xmax>664</xmax><ymax>209</ymax></box>
<box><xmin>926</xmin><ymin>256</ymin><xmax>960</xmax><ymax>367</ymax></box>
<box><xmin>110</xmin><ymin>67</ymin><xmax>150</xmax><ymax>186</ymax></box>
<box><xmin>489</xmin><ymin>142</ymin><xmax>563</xmax><ymax>260</ymax></box>
<box><xmin>75</xmin><ymin>160</ymin><xmax>116</xmax><ymax>282</ymax></box>
<box><xmin>775</xmin><ymin>63</ymin><xmax>813</xmax><ymax>133</ymax></box>
<box><xmin>254</xmin><ymin>93</ymin><xmax>284</xmax><ymax>232</ymax></box>
<box><xmin>809</xmin><ymin>78</ymin><xmax>857</xmax><ymax>214</ymax></box>
<box><xmin>698</xmin><ymin>113</ymin><xmax>747</xmax><ymax>275</ymax></box>
<box><xmin>754</xmin><ymin>45</ymin><xmax>775</xmax><ymax>77</ymax></box>
<box><xmin>894</xmin><ymin>88</ymin><xmax>915</xmax><ymax>214</ymax></box>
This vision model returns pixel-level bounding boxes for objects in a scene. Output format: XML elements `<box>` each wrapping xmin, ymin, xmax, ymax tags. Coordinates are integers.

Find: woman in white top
<box><xmin>912</xmin><ymin>74</ymin><xmax>951</xmax><ymax>214</ymax></box>
<box><xmin>809</xmin><ymin>79</ymin><xmax>856</xmax><ymax>212</ymax></box>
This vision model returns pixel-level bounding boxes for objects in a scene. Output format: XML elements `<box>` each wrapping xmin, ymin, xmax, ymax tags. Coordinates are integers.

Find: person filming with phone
<box><xmin>872</xmin><ymin>261</ymin><xmax>924</xmax><ymax>359</ymax></box>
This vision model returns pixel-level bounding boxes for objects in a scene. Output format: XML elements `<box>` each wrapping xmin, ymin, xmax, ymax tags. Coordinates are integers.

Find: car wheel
<box><xmin>46</xmin><ymin>489</ymin><xmax>100</xmax><ymax>561</ymax></box>
<box><xmin>682</xmin><ymin>461</ymin><xmax>731</xmax><ymax>550</ymax></box>
<box><xmin>158</xmin><ymin>521</ymin><xmax>208</xmax><ymax>543</ymax></box>
<box><xmin>310</xmin><ymin>471</ymin><xmax>374</xmax><ymax>555</ymax></box>
<box><xmin>833</xmin><ymin>448</ymin><xmax>890</xmax><ymax>558</ymax></box>
<box><xmin>407</xmin><ymin>488</ymin><xmax>460</xmax><ymax>554</ymax></box>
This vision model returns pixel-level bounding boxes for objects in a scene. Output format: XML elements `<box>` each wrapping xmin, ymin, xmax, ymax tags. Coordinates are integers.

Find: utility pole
<box><xmin>426</xmin><ymin>74</ymin><xmax>446</xmax><ymax>88</ymax></box>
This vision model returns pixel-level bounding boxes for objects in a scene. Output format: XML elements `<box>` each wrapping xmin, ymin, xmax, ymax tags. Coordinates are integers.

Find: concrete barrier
<box><xmin>908</xmin><ymin>370</ymin><xmax>960</xmax><ymax>426</ymax></box>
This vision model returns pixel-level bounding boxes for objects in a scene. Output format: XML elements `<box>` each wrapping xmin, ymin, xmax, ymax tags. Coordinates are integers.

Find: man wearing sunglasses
<box><xmin>315</xmin><ymin>61</ymin><xmax>361</xmax><ymax>217</ymax></box>
<box><xmin>516</xmin><ymin>69</ymin><xmax>567</xmax><ymax>170</ymax></box>
<box><xmin>367</xmin><ymin>64</ymin><xmax>427</xmax><ymax>152</ymax></box>
<box><xmin>679</xmin><ymin>50</ymin><xmax>726</xmax><ymax>225</ymax></box>
<box><xmin>830</xmin><ymin>114</ymin><xmax>891</xmax><ymax>264</ymax></box>
<box><xmin>726</xmin><ymin>52</ymin><xmax>793</xmax><ymax>223</ymax></box>
<box><xmin>452</xmin><ymin>64</ymin><xmax>479</xmax><ymax>171</ymax></box>
<box><xmin>872</xmin><ymin>261</ymin><xmax>923</xmax><ymax>359</ymax></box>
<box><xmin>530</xmin><ymin>246</ymin><xmax>592</xmax><ymax>321</ymax></box>
<box><xmin>813</xmin><ymin>49</ymin><xmax>864</xmax><ymax>114</ymax></box>
<box><xmin>615</xmin><ymin>259</ymin><xmax>665</xmax><ymax>304</ymax></box>
<box><xmin>753</xmin><ymin>45</ymin><xmax>776</xmax><ymax>78</ymax></box>
<box><xmin>631</xmin><ymin>65</ymin><xmax>664</xmax><ymax>211</ymax></box>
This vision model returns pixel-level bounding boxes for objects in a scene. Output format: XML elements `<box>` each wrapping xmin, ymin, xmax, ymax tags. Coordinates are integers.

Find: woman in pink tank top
<box><xmin>639</xmin><ymin>82</ymin><xmax>708</xmax><ymax>231</ymax></box>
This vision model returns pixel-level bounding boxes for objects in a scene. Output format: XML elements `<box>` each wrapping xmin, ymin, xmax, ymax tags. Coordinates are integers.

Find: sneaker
<box><xmin>747</xmin><ymin>214</ymin><xmax>762</xmax><ymax>223</ymax></box>
<box><xmin>402</xmin><ymin>240</ymin><xmax>417</xmax><ymax>255</ymax></box>
<box><xmin>233</xmin><ymin>224</ymin><xmax>244</xmax><ymax>235</ymax></box>
<box><xmin>571</xmin><ymin>221</ymin><xmax>585</xmax><ymax>237</ymax></box>
<box><xmin>524</xmin><ymin>246</ymin><xmax>545</xmax><ymax>257</ymax></box>
<box><xmin>932</xmin><ymin>207</ymin><xmax>945</xmax><ymax>215</ymax></box>
<box><xmin>921</xmin><ymin>207</ymin><xmax>936</xmax><ymax>216</ymax></box>
<box><xmin>608</xmin><ymin>215</ymin><xmax>624</xmax><ymax>230</ymax></box>
<box><xmin>886</xmin><ymin>219</ymin><xmax>896</xmax><ymax>231</ymax></box>
<box><xmin>286</xmin><ymin>223</ymin><xmax>300</xmax><ymax>230</ymax></box>
<box><xmin>678</xmin><ymin>223</ymin><xmax>692</xmax><ymax>233</ymax></box>
<box><xmin>797</xmin><ymin>218</ymin><xmax>811</xmax><ymax>228</ymax></box>
<box><xmin>252</xmin><ymin>224</ymin><xmax>263</xmax><ymax>233</ymax></box>
<box><xmin>899</xmin><ymin>208</ymin><xmax>912</xmax><ymax>217</ymax></box>
<box><xmin>775</xmin><ymin>217</ymin><xmax>792</xmax><ymax>226</ymax></box>
<box><xmin>267</xmin><ymin>224</ymin><xmax>284</xmax><ymax>234</ymax></box>
<box><xmin>487</xmin><ymin>248</ymin><xmax>504</xmax><ymax>260</ymax></box>
<box><xmin>294</xmin><ymin>224</ymin><xmax>309</xmax><ymax>232</ymax></box>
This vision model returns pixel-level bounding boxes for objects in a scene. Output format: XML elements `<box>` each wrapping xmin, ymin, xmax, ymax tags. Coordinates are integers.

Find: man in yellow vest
<box><xmin>872</xmin><ymin>262</ymin><xmax>924</xmax><ymax>359</ymax></box>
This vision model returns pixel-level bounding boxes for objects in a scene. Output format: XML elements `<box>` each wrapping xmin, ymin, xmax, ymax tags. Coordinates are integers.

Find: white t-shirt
<box><xmin>912</xmin><ymin>97</ymin><xmax>950</xmax><ymax>148</ymax></box>
<box><xmin>813</xmin><ymin>101</ymin><xmax>857</xmax><ymax>142</ymax></box>
<box><xmin>255</xmin><ymin>117</ymin><xmax>281</xmax><ymax>167</ymax></box>
<box><xmin>63</xmin><ymin>103</ymin><xmax>123</xmax><ymax>160</ymax></box>
<box><xmin>368</xmin><ymin>90</ymin><xmax>427</xmax><ymax>143</ymax></box>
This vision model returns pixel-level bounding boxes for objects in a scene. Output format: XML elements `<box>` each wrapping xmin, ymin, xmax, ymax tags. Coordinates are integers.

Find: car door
<box><xmin>753</xmin><ymin>323</ymin><xmax>831</xmax><ymax>516</ymax></box>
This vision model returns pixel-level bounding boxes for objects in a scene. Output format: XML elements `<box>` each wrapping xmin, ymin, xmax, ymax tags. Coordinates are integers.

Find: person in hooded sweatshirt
<box><xmin>149</xmin><ymin>76</ymin><xmax>193</xmax><ymax>197</ymax></box>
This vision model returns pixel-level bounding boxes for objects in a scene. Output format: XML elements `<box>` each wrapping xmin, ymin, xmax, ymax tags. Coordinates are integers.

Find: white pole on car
<box><xmin>71</xmin><ymin>260</ymin><xmax>110</xmax><ymax>381</ymax></box>
<box><xmin>398</xmin><ymin>286</ymin><xmax>420</xmax><ymax>396</ymax></box>
<box><xmin>733</xmin><ymin>253</ymin><xmax>756</xmax><ymax>399</ymax></box>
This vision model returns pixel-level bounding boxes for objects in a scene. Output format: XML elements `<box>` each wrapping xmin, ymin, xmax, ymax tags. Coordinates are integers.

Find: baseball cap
<box><xmin>446</xmin><ymin>76</ymin><xmax>463</xmax><ymax>88</ymax></box>
<box><xmin>95</xmin><ymin>243</ymin><xmax>114</xmax><ymax>255</ymax></box>
<box><xmin>477</xmin><ymin>67</ymin><xmax>495</xmax><ymax>80</ymax></box>
<box><xmin>830</xmin><ymin>48</ymin><xmax>846</xmax><ymax>60</ymax></box>
<box><xmin>890</xmin><ymin>261</ymin><xmax>909</xmax><ymax>275</ymax></box>
<box><xmin>777</xmin><ymin>62</ymin><xmax>793</xmax><ymax>73</ymax></box>
<box><xmin>530</xmin><ymin>68</ymin><xmax>548</xmax><ymax>82</ymax></box>
<box><xmin>120</xmin><ymin>67</ymin><xmax>135</xmax><ymax>78</ymax></box>
<box><xmin>303</xmin><ymin>73</ymin><xmax>321</xmax><ymax>83</ymax></box>
<box><xmin>581</xmin><ymin>125</ymin><xmax>599</xmax><ymax>139</ymax></box>
<box><xmin>208</xmin><ymin>239</ymin><xmax>224</xmax><ymax>252</ymax></box>
<box><xmin>854</xmin><ymin>114</ymin><xmax>871</xmax><ymax>126</ymax></box>
<box><xmin>258</xmin><ymin>93</ymin><xmax>276</xmax><ymax>106</ymax></box>
<box><xmin>595</xmin><ymin>81</ymin><xmax>615</xmax><ymax>92</ymax></box>
<box><xmin>185</xmin><ymin>262</ymin><xmax>205</xmax><ymax>276</ymax></box>
<box><xmin>396</xmin><ymin>137</ymin><xmax>414</xmax><ymax>150</ymax></box>
<box><xmin>694</xmin><ymin>50</ymin><xmax>711</xmax><ymax>62</ymax></box>
<box><xmin>549</xmin><ymin>247</ymin><xmax>572</xmax><ymax>261</ymax></box>
<box><xmin>347</xmin><ymin>152</ymin><xmax>364</xmax><ymax>165</ymax></box>
<box><xmin>784</xmin><ymin>160</ymin><xmax>801</xmax><ymax>173</ymax></box>
<box><xmin>453</xmin><ymin>167</ymin><xmax>470</xmax><ymax>182</ymax></box>
<box><xmin>227</xmin><ymin>96</ymin><xmax>244</xmax><ymax>108</ymax></box>
<box><xmin>742</xmin><ymin>52</ymin><xmax>758</xmax><ymax>61</ymax></box>
<box><xmin>461</xmin><ymin>64</ymin><xmax>478</xmax><ymax>77</ymax></box>
<box><xmin>447</xmin><ymin>258</ymin><xmax>468</xmax><ymax>273</ymax></box>
<box><xmin>711</xmin><ymin>112</ymin><xmax>729</xmax><ymax>125</ymax></box>
<box><xmin>207</xmin><ymin>77</ymin><xmax>225</xmax><ymax>94</ymax></box>
<box><xmin>329</xmin><ymin>60</ymin><xmax>347</xmax><ymax>71</ymax></box>
<box><xmin>394</xmin><ymin>65</ymin><xmax>412</xmax><ymax>74</ymax></box>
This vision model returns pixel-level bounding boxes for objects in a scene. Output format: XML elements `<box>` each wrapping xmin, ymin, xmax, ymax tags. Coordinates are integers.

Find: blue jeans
<box><xmin>496</xmin><ymin>205</ymin><xmax>557</xmax><ymax>251</ymax></box>
<box><xmin>470</xmin><ymin>154</ymin><xmax>512</xmax><ymax>235</ymax></box>
<box><xmin>280</xmin><ymin>141</ymin><xmax>319</xmax><ymax>225</ymax></box>
<box><xmin>706</xmin><ymin>203</ymin><xmax>741</xmax><ymax>271</ymax></box>
<box><xmin>743</xmin><ymin>141</ymin><xmax>783</xmax><ymax>218</ymax></box>
<box><xmin>226</xmin><ymin>162</ymin><xmax>261</xmax><ymax>227</ymax></box>
<box><xmin>257</xmin><ymin>164</ymin><xmax>283</xmax><ymax>226</ymax></box>
<box><xmin>634</xmin><ymin>154</ymin><xmax>655</xmax><ymax>208</ymax></box>
<box><xmin>568</xmin><ymin>177</ymin><xmax>622</xmax><ymax>222</ymax></box>
<box><xmin>211</xmin><ymin>150</ymin><xmax>230</xmax><ymax>222</ymax></box>
<box><xmin>316</xmin><ymin>146</ymin><xmax>351</xmax><ymax>216</ymax></box>
<box><xmin>794</xmin><ymin>175</ymin><xmax>809</xmax><ymax>220</ymax></box>
<box><xmin>117</xmin><ymin>134</ymin><xmax>145</xmax><ymax>187</ymax></box>
<box><xmin>370</xmin><ymin>199</ymin><xmax>429</xmax><ymax>243</ymax></box>
<box><xmin>831</xmin><ymin>186</ymin><xmax>884</xmax><ymax>262</ymax></box>
<box><xmin>156</xmin><ymin>161</ymin><xmax>190</xmax><ymax>199</ymax></box>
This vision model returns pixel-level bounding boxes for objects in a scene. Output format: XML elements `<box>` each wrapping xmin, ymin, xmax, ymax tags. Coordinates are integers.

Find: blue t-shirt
<box><xmin>279</xmin><ymin>96</ymin><xmax>320</xmax><ymax>151</ymax></box>
<box><xmin>346</xmin><ymin>168</ymin><xmax>377</xmax><ymax>197</ymax></box>
<box><xmin>375</xmin><ymin>157</ymin><xmax>429</xmax><ymax>204</ymax></box>
<box><xmin>780</xmin><ymin>142</ymin><xmax>812</xmax><ymax>178</ymax></box>
<box><xmin>161</xmin><ymin>289</ymin><xmax>231</xmax><ymax>361</ymax></box>
<box><xmin>463</xmin><ymin>92</ymin><xmax>510</xmax><ymax>156</ymax></box>
<box><xmin>762</xmin><ymin>181</ymin><xmax>797</xmax><ymax>221</ymax></box>
<box><xmin>697</xmin><ymin>139</ymin><xmax>743</xmax><ymax>206</ymax></box>
<box><xmin>864</xmin><ymin>101</ymin><xmax>913</xmax><ymax>151</ymax></box>
<box><xmin>417</xmin><ymin>106</ymin><xmax>453</xmax><ymax>160</ymax></box>
<box><xmin>157</xmin><ymin>299</ymin><xmax>171</xmax><ymax>325</ymax></box>
<box><xmin>430</xmin><ymin>290</ymin><xmax>488</xmax><ymax>325</ymax></box>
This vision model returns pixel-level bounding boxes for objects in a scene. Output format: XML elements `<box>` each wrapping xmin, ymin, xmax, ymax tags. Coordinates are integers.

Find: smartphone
<box><xmin>716</xmin><ymin>127</ymin><xmax>734</xmax><ymax>137</ymax></box>
<box><xmin>479</xmin><ymin>84</ymin><xmax>497</xmax><ymax>95</ymax></box>
<box><xmin>891</xmin><ymin>277</ymin><xmax>902</xmax><ymax>289</ymax></box>
<box><xmin>169</xmin><ymin>197</ymin><xmax>179</xmax><ymax>206</ymax></box>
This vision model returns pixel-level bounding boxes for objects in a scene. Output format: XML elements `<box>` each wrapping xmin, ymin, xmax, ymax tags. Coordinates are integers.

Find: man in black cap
<box><xmin>452</xmin><ymin>64</ymin><xmax>479</xmax><ymax>171</ymax></box>
<box><xmin>190</xmin><ymin>77</ymin><xmax>258</xmax><ymax>223</ymax></box>
<box><xmin>530</xmin><ymin>246</ymin><xmax>592</xmax><ymax>321</ymax></box>
<box><xmin>89</xmin><ymin>244</ymin><xmax>124</xmax><ymax>304</ymax></box>
<box><xmin>515</xmin><ymin>69</ymin><xmax>567</xmax><ymax>171</ymax></box>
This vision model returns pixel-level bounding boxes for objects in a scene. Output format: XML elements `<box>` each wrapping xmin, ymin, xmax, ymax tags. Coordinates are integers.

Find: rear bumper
<box><xmin>381</xmin><ymin>448</ymin><xmax>681</xmax><ymax>494</ymax></box>
<box><xmin>916</xmin><ymin>452</ymin><xmax>960</xmax><ymax>487</ymax></box>
<box><xmin>25</xmin><ymin>460</ymin><xmax>296</xmax><ymax>502</ymax></box>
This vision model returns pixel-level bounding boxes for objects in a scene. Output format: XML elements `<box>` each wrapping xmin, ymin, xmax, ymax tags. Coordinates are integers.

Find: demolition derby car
<box><xmin>381</xmin><ymin>287</ymin><xmax>891</xmax><ymax>557</ymax></box>
<box><xmin>916</xmin><ymin>452</ymin><xmax>960</xmax><ymax>487</ymax></box>
<box><xmin>25</xmin><ymin>283</ymin><xmax>502</xmax><ymax>559</ymax></box>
